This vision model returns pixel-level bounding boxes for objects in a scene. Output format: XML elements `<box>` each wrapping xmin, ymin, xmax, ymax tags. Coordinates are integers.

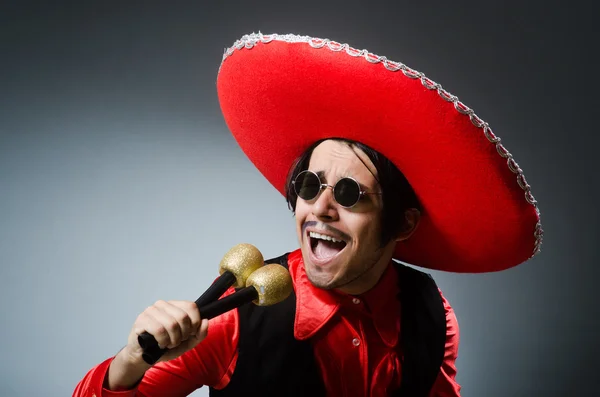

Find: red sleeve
<box><xmin>72</xmin><ymin>288</ymin><xmax>239</xmax><ymax>397</ymax></box>
<box><xmin>428</xmin><ymin>290</ymin><xmax>462</xmax><ymax>397</ymax></box>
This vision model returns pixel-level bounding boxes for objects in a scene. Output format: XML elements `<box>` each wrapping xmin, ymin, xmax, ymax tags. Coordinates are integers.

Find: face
<box><xmin>294</xmin><ymin>140</ymin><xmax>398</xmax><ymax>295</ymax></box>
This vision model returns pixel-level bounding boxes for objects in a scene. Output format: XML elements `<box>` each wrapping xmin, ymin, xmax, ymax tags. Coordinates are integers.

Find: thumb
<box><xmin>197</xmin><ymin>318</ymin><xmax>209</xmax><ymax>340</ymax></box>
<box><xmin>185</xmin><ymin>318</ymin><xmax>209</xmax><ymax>349</ymax></box>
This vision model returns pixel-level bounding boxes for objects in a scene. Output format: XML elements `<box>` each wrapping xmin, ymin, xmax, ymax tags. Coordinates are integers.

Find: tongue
<box><xmin>314</xmin><ymin>239</ymin><xmax>344</xmax><ymax>259</ymax></box>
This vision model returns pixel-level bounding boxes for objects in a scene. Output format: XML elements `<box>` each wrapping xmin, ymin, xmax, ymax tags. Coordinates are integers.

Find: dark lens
<box><xmin>294</xmin><ymin>171</ymin><xmax>321</xmax><ymax>201</ymax></box>
<box><xmin>334</xmin><ymin>178</ymin><xmax>361</xmax><ymax>207</ymax></box>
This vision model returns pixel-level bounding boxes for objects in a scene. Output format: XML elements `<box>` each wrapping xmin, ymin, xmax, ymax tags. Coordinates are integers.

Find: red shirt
<box><xmin>73</xmin><ymin>249</ymin><xmax>461</xmax><ymax>396</ymax></box>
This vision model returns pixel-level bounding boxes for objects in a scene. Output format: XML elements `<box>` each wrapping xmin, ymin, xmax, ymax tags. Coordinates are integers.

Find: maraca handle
<box><xmin>139</xmin><ymin>332</ymin><xmax>168</xmax><ymax>364</ymax></box>
<box><xmin>138</xmin><ymin>331</ymin><xmax>162</xmax><ymax>350</ymax></box>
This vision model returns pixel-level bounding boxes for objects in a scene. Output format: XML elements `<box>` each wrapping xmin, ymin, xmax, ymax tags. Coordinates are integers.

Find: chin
<box><xmin>303</xmin><ymin>259</ymin><xmax>338</xmax><ymax>289</ymax></box>
<box><xmin>305</xmin><ymin>270</ymin><xmax>336</xmax><ymax>290</ymax></box>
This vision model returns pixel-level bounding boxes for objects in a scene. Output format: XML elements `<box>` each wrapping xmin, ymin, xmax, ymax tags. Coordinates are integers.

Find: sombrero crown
<box><xmin>216</xmin><ymin>32</ymin><xmax>543</xmax><ymax>273</ymax></box>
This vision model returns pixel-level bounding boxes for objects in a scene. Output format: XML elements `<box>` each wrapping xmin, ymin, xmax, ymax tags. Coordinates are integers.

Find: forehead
<box><xmin>308</xmin><ymin>140</ymin><xmax>378</xmax><ymax>183</ymax></box>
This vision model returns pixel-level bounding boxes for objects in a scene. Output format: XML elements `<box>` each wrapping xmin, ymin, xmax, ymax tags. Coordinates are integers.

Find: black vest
<box><xmin>209</xmin><ymin>253</ymin><xmax>447</xmax><ymax>397</ymax></box>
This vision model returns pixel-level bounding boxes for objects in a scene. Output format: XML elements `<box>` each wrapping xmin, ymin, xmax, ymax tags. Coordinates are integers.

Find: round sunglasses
<box><xmin>292</xmin><ymin>170</ymin><xmax>381</xmax><ymax>208</ymax></box>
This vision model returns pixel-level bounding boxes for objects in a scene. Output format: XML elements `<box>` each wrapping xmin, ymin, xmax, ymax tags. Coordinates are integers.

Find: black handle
<box><xmin>138</xmin><ymin>271</ymin><xmax>237</xmax><ymax>364</ymax></box>
<box><xmin>199</xmin><ymin>286</ymin><xmax>258</xmax><ymax>319</ymax></box>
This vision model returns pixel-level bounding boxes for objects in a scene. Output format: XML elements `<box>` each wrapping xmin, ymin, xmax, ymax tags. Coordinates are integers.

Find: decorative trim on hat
<box><xmin>221</xmin><ymin>32</ymin><xmax>543</xmax><ymax>258</ymax></box>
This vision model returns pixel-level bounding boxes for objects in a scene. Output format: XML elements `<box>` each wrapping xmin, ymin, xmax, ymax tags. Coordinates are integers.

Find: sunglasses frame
<box><xmin>291</xmin><ymin>170</ymin><xmax>381</xmax><ymax>208</ymax></box>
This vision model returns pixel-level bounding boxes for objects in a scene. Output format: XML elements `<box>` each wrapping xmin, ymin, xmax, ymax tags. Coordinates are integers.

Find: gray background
<box><xmin>1</xmin><ymin>1</ymin><xmax>598</xmax><ymax>396</ymax></box>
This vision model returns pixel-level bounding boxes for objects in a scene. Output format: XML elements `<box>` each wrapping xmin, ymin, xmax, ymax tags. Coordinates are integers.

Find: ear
<box><xmin>395</xmin><ymin>208</ymin><xmax>421</xmax><ymax>242</ymax></box>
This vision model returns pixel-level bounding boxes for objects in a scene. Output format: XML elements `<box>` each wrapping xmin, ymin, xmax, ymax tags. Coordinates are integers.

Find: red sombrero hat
<box><xmin>216</xmin><ymin>32</ymin><xmax>543</xmax><ymax>273</ymax></box>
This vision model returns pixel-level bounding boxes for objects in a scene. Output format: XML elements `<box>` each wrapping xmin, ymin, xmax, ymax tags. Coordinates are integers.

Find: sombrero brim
<box><xmin>216</xmin><ymin>33</ymin><xmax>543</xmax><ymax>273</ymax></box>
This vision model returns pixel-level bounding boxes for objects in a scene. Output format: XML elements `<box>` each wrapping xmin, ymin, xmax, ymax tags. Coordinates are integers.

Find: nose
<box><xmin>311</xmin><ymin>185</ymin><xmax>339</xmax><ymax>221</ymax></box>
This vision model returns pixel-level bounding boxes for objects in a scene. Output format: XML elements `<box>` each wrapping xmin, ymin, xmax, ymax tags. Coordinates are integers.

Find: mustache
<box><xmin>302</xmin><ymin>221</ymin><xmax>351</xmax><ymax>242</ymax></box>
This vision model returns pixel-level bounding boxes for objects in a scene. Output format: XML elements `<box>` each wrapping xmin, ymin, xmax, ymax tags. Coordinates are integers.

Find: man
<box><xmin>74</xmin><ymin>32</ymin><xmax>543</xmax><ymax>397</ymax></box>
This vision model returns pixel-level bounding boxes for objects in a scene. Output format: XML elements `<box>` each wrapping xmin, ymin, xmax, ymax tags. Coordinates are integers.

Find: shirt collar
<box><xmin>288</xmin><ymin>249</ymin><xmax>340</xmax><ymax>340</ymax></box>
<box><xmin>287</xmin><ymin>249</ymin><xmax>400</xmax><ymax>346</ymax></box>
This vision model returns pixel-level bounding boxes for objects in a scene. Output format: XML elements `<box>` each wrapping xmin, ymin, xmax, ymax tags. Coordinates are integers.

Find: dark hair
<box><xmin>285</xmin><ymin>138</ymin><xmax>422</xmax><ymax>247</ymax></box>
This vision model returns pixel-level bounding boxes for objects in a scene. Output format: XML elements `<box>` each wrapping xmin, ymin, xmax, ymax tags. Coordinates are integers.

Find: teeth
<box><xmin>309</xmin><ymin>231</ymin><xmax>343</xmax><ymax>243</ymax></box>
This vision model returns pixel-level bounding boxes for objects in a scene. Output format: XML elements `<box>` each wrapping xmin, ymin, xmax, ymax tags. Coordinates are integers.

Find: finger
<box><xmin>156</xmin><ymin>318</ymin><xmax>210</xmax><ymax>364</ymax></box>
<box><xmin>184</xmin><ymin>319</ymin><xmax>208</xmax><ymax>350</ymax></box>
<box><xmin>168</xmin><ymin>300</ymin><xmax>201</xmax><ymax>333</ymax></box>
<box><xmin>197</xmin><ymin>318</ymin><xmax>209</xmax><ymax>340</ymax></box>
<box><xmin>134</xmin><ymin>310</ymin><xmax>172</xmax><ymax>350</ymax></box>
<box><xmin>179</xmin><ymin>319</ymin><xmax>208</xmax><ymax>351</ymax></box>
<box><xmin>144</xmin><ymin>303</ymin><xmax>183</xmax><ymax>349</ymax></box>
<box><xmin>155</xmin><ymin>301</ymin><xmax>195</xmax><ymax>346</ymax></box>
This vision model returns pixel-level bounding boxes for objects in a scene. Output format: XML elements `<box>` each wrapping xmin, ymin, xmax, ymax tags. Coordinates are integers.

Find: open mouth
<box><xmin>309</xmin><ymin>231</ymin><xmax>347</xmax><ymax>261</ymax></box>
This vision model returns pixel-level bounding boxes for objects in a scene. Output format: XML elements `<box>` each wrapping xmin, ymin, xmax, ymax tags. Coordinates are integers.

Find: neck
<box><xmin>335</xmin><ymin>248</ymin><xmax>395</xmax><ymax>296</ymax></box>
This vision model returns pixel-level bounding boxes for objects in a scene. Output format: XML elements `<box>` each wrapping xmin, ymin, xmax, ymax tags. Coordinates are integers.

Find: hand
<box><xmin>106</xmin><ymin>300</ymin><xmax>208</xmax><ymax>391</ymax></box>
<box><xmin>125</xmin><ymin>300</ymin><xmax>209</xmax><ymax>365</ymax></box>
